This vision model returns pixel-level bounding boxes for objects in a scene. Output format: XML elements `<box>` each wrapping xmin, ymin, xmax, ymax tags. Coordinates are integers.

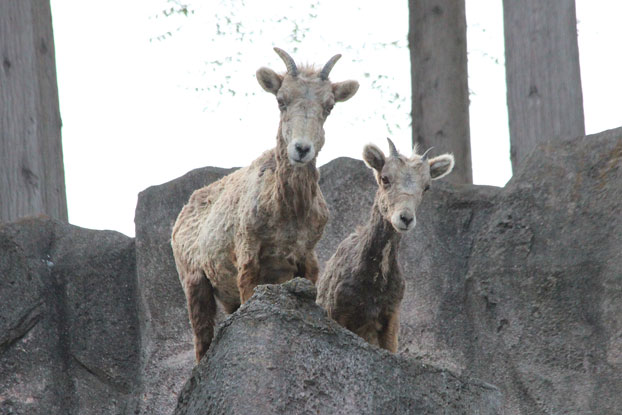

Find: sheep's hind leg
<box><xmin>182</xmin><ymin>270</ymin><xmax>217</xmax><ymax>362</ymax></box>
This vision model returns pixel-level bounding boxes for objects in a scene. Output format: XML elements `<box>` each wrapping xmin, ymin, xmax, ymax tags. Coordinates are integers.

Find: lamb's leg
<box><xmin>378</xmin><ymin>309</ymin><xmax>400</xmax><ymax>353</ymax></box>
<box><xmin>302</xmin><ymin>252</ymin><xmax>320</xmax><ymax>284</ymax></box>
<box><xmin>181</xmin><ymin>269</ymin><xmax>217</xmax><ymax>362</ymax></box>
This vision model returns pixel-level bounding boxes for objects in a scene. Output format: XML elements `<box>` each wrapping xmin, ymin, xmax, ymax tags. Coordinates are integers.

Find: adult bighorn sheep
<box><xmin>316</xmin><ymin>138</ymin><xmax>454</xmax><ymax>352</ymax></box>
<box><xmin>171</xmin><ymin>48</ymin><xmax>359</xmax><ymax>362</ymax></box>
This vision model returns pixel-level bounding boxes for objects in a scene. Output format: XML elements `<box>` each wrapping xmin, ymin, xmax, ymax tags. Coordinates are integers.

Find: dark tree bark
<box><xmin>409</xmin><ymin>0</ymin><xmax>472</xmax><ymax>185</ymax></box>
<box><xmin>0</xmin><ymin>0</ymin><xmax>67</xmax><ymax>222</ymax></box>
<box><xmin>503</xmin><ymin>0</ymin><xmax>585</xmax><ymax>172</ymax></box>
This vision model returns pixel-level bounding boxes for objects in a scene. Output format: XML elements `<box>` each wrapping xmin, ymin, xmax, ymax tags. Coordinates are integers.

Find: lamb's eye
<box><xmin>381</xmin><ymin>176</ymin><xmax>390</xmax><ymax>186</ymax></box>
<box><xmin>424</xmin><ymin>184</ymin><xmax>430</xmax><ymax>192</ymax></box>
<box><xmin>277</xmin><ymin>98</ymin><xmax>286</xmax><ymax>111</ymax></box>
<box><xmin>324</xmin><ymin>104</ymin><xmax>334</xmax><ymax>116</ymax></box>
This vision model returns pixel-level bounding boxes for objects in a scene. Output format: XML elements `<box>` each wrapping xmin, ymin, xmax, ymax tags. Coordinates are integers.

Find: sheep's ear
<box><xmin>428</xmin><ymin>154</ymin><xmax>455</xmax><ymax>180</ymax></box>
<box><xmin>333</xmin><ymin>80</ymin><xmax>359</xmax><ymax>102</ymax></box>
<box><xmin>256</xmin><ymin>67</ymin><xmax>282</xmax><ymax>95</ymax></box>
<box><xmin>363</xmin><ymin>144</ymin><xmax>385</xmax><ymax>172</ymax></box>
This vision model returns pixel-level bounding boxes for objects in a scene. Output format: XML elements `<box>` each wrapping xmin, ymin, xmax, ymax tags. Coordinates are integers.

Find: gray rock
<box><xmin>174</xmin><ymin>278</ymin><xmax>502</xmax><ymax>415</ymax></box>
<box><xmin>0</xmin><ymin>217</ymin><xmax>138</xmax><ymax>415</ymax></box>
<box><xmin>460</xmin><ymin>128</ymin><xmax>622</xmax><ymax>414</ymax></box>
<box><xmin>3</xmin><ymin>126</ymin><xmax>621</xmax><ymax>414</ymax></box>
<box><xmin>0</xmin><ymin>219</ymin><xmax>63</xmax><ymax>415</ymax></box>
<box><xmin>397</xmin><ymin>181</ymin><xmax>501</xmax><ymax>377</ymax></box>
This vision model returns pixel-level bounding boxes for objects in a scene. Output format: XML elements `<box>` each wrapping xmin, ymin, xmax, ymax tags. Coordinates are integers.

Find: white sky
<box><xmin>49</xmin><ymin>0</ymin><xmax>622</xmax><ymax>237</ymax></box>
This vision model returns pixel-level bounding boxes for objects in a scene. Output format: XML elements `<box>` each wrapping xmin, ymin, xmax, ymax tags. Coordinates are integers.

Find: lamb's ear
<box><xmin>363</xmin><ymin>144</ymin><xmax>385</xmax><ymax>172</ymax></box>
<box><xmin>256</xmin><ymin>67</ymin><xmax>282</xmax><ymax>95</ymax></box>
<box><xmin>333</xmin><ymin>80</ymin><xmax>359</xmax><ymax>102</ymax></box>
<box><xmin>428</xmin><ymin>154</ymin><xmax>455</xmax><ymax>180</ymax></box>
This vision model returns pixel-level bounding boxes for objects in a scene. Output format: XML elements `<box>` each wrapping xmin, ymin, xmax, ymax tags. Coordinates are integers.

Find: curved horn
<box><xmin>320</xmin><ymin>54</ymin><xmax>342</xmax><ymax>80</ymax></box>
<box><xmin>421</xmin><ymin>147</ymin><xmax>434</xmax><ymax>161</ymax></box>
<box><xmin>387</xmin><ymin>138</ymin><xmax>399</xmax><ymax>157</ymax></box>
<box><xmin>274</xmin><ymin>47</ymin><xmax>298</xmax><ymax>77</ymax></box>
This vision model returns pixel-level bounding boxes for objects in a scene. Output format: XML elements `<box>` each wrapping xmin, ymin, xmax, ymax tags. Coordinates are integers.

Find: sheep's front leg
<box><xmin>237</xmin><ymin>252</ymin><xmax>261</xmax><ymax>304</ymax></box>
<box><xmin>378</xmin><ymin>309</ymin><xmax>400</xmax><ymax>353</ymax></box>
<box><xmin>179</xmin><ymin>267</ymin><xmax>217</xmax><ymax>362</ymax></box>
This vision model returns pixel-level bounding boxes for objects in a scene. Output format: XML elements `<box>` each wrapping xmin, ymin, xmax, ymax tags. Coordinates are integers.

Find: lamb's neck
<box><xmin>360</xmin><ymin>199</ymin><xmax>401</xmax><ymax>261</ymax></box>
<box><xmin>274</xmin><ymin>126</ymin><xmax>319</xmax><ymax>218</ymax></box>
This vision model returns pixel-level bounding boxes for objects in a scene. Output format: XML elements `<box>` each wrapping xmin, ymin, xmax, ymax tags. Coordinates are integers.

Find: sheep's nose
<box><xmin>400</xmin><ymin>213</ymin><xmax>413</xmax><ymax>226</ymax></box>
<box><xmin>295</xmin><ymin>143</ymin><xmax>310</xmax><ymax>158</ymax></box>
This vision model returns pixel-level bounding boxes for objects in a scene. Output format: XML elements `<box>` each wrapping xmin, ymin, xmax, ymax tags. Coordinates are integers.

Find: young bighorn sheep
<box><xmin>171</xmin><ymin>48</ymin><xmax>359</xmax><ymax>362</ymax></box>
<box><xmin>316</xmin><ymin>138</ymin><xmax>454</xmax><ymax>352</ymax></box>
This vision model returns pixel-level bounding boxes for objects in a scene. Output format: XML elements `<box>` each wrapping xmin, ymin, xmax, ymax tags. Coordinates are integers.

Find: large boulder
<box><xmin>173</xmin><ymin>278</ymin><xmax>502</xmax><ymax>415</ymax></box>
<box><xmin>3</xmin><ymin>127</ymin><xmax>620</xmax><ymax>414</ymax></box>
<box><xmin>0</xmin><ymin>217</ymin><xmax>138</xmax><ymax>415</ymax></box>
<box><xmin>459</xmin><ymin>128</ymin><xmax>622</xmax><ymax>414</ymax></box>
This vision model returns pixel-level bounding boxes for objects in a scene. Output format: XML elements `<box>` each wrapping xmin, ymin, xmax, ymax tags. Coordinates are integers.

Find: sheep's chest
<box><xmin>363</xmin><ymin>272</ymin><xmax>404</xmax><ymax>317</ymax></box>
<box><xmin>235</xmin><ymin>164</ymin><xmax>328</xmax><ymax>283</ymax></box>
<box><xmin>254</xmin><ymin>204</ymin><xmax>326</xmax><ymax>274</ymax></box>
<box><xmin>334</xmin><ymin>259</ymin><xmax>405</xmax><ymax>328</ymax></box>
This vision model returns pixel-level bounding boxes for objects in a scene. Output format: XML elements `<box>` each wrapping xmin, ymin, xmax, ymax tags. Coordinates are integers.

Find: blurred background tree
<box><xmin>1</xmin><ymin>0</ymin><xmax>67</xmax><ymax>223</ymax></box>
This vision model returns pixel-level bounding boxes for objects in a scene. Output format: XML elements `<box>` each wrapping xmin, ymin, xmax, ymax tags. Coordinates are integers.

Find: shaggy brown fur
<box><xmin>316</xmin><ymin>139</ymin><xmax>454</xmax><ymax>352</ymax></box>
<box><xmin>171</xmin><ymin>48</ymin><xmax>359</xmax><ymax>362</ymax></box>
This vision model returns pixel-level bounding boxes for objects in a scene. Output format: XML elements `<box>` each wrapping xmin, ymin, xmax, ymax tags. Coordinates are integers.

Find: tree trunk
<box><xmin>409</xmin><ymin>0</ymin><xmax>472</xmax><ymax>185</ymax></box>
<box><xmin>503</xmin><ymin>0</ymin><xmax>585</xmax><ymax>172</ymax></box>
<box><xmin>0</xmin><ymin>0</ymin><xmax>67</xmax><ymax>223</ymax></box>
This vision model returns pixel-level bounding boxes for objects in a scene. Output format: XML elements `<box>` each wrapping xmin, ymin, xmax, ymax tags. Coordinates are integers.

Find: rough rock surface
<box><xmin>460</xmin><ymin>129</ymin><xmax>622</xmax><ymax>414</ymax></box>
<box><xmin>1</xmin><ymin>127</ymin><xmax>621</xmax><ymax>414</ymax></box>
<box><xmin>173</xmin><ymin>278</ymin><xmax>501</xmax><ymax>415</ymax></box>
<box><xmin>0</xmin><ymin>217</ymin><xmax>138</xmax><ymax>415</ymax></box>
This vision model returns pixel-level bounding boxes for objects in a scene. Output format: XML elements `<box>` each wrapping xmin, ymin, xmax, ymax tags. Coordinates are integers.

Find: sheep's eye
<box><xmin>277</xmin><ymin>98</ymin><xmax>286</xmax><ymax>111</ymax></box>
<box><xmin>424</xmin><ymin>184</ymin><xmax>430</xmax><ymax>192</ymax></box>
<box><xmin>381</xmin><ymin>176</ymin><xmax>390</xmax><ymax>186</ymax></box>
<box><xmin>324</xmin><ymin>104</ymin><xmax>334</xmax><ymax>116</ymax></box>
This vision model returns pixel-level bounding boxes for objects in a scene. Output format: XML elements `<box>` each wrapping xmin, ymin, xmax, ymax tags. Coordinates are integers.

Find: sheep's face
<box><xmin>257</xmin><ymin>49</ymin><xmax>358</xmax><ymax>167</ymax></box>
<box><xmin>363</xmin><ymin>139</ymin><xmax>455</xmax><ymax>233</ymax></box>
